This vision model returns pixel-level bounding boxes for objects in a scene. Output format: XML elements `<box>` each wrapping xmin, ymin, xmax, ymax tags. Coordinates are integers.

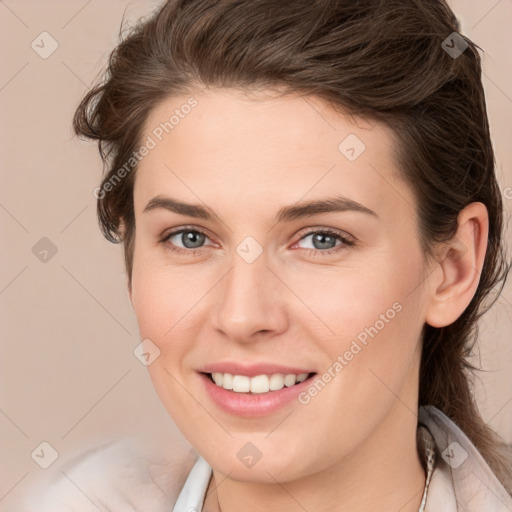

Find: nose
<box><xmin>211</xmin><ymin>248</ymin><xmax>289</xmax><ymax>344</ymax></box>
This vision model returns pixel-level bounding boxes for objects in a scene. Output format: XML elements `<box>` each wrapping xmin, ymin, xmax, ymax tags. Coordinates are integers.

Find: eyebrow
<box><xmin>143</xmin><ymin>194</ymin><xmax>378</xmax><ymax>222</ymax></box>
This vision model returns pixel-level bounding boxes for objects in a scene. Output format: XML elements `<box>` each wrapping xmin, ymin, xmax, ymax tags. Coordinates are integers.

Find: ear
<box><xmin>425</xmin><ymin>202</ymin><xmax>489</xmax><ymax>328</ymax></box>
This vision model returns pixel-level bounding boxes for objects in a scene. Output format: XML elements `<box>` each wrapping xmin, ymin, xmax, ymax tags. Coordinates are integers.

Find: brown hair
<box><xmin>73</xmin><ymin>0</ymin><xmax>512</xmax><ymax>491</ymax></box>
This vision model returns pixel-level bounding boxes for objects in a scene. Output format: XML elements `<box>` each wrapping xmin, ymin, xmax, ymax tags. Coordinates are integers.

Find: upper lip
<box><xmin>198</xmin><ymin>362</ymin><xmax>315</xmax><ymax>377</ymax></box>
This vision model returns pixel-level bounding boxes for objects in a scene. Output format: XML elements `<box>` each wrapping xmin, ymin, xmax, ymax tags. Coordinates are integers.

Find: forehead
<box><xmin>134</xmin><ymin>88</ymin><xmax>414</xmax><ymax>220</ymax></box>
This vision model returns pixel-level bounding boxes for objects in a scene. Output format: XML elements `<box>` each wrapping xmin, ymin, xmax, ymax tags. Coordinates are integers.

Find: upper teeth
<box><xmin>211</xmin><ymin>372</ymin><xmax>309</xmax><ymax>394</ymax></box>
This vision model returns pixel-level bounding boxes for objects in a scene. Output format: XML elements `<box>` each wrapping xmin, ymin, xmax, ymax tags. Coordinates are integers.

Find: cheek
<box><xmin>288</xmin><ymin>256</ymin><xmax>426</xmax><ymax>454</ymax></box>
<box><xmin>292</xmin><ymin>252</ymin><xmax>425</xmax><ymax>349</ymax></box>
<box><xmin>130</xmin><ymin>274</ymin><xmax>171</xmax><ymax>342</ymax></box>
<box><xmin>130</xmin><ymin>264</ymin><xmax>211</xmax><ymax>429</ymax></box>
<box><xmin>296</xmin><ymin>249</ymin><xmax>427</xmax><ymax>409</ymax></box>
<box><xmin>130</xmin><ymin>248</ymin><xmax>209</xmax><ymax>341</ymax></box>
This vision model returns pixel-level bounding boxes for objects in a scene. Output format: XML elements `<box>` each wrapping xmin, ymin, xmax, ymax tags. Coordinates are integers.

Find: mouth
<box><xmin>202</xmin><ymin>371</ymin><xmax>317</xmax><ymax>395</ymax></box>
<box><xmin>197</xmin><ymin>362</ymin><xmax>319</xmax><ymax>416</ymax></box>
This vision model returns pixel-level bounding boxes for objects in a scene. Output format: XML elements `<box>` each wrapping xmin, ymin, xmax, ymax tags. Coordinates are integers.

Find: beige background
<box><xmin>0</xmin><ymin>0</ymin><xmax>511</xmax><ymax>509</ymax></box>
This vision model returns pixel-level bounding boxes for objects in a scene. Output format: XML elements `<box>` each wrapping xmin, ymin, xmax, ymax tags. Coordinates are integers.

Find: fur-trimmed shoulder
<box><xmin>23</xmin><ymin>438</ymin><xmax>198</xmax><ymax>511</ymax></box>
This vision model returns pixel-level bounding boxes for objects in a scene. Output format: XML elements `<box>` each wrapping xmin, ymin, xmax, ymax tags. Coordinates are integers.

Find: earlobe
<box><xmin>425</xmin><ymin>202</ymin><xmax>489</xmax><ymax>328</ymax></box>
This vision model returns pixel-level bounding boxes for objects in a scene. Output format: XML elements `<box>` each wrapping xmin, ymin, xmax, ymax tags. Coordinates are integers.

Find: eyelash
<box><xmin>159</xmin><ymin>226</ymin><xmax>355</xmax><ymax>257</ymax></box>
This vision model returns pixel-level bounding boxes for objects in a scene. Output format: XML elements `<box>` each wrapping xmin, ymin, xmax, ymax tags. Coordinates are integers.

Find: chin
<box><xmin>200</xmin><ymin>442</ymin><xmax>314</xmax><ymax>484</ymax></box>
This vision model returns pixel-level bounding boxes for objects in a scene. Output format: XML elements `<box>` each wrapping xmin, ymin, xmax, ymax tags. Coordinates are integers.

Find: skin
<box><xmin>128</xmin><ymin>88</ymin><xmax>488</xmax><ymax>512</ymax></box>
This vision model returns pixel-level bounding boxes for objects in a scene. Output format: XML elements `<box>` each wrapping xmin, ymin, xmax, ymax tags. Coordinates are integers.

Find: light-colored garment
<box><xmin>26</xmin><ymin>406</ymin><xmax>512</xmax><ymax>511</ymax></box>
<box><xmin>420</xmin><ymin>406</ymin><xmax>512</xmax><ymax>511</ymax></box>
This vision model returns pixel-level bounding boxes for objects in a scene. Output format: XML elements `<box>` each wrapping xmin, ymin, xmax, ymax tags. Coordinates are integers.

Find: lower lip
<box><xmin>199</xmin><ymin>372</ymin><xmax>316</xmax><ymax>417</ymax></box>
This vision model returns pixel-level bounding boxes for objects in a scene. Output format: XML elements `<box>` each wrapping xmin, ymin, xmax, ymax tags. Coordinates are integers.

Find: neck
<box><xmin>203</xmin><ymin>402</ymin><xmax>426</xmax><ymax>512</ymax></box>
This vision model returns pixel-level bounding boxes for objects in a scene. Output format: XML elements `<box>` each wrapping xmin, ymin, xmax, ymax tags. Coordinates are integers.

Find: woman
<box><xmin>43</xmin><ymin>0</ymin><xmax>512</xmax><ymax>510</ymax></box>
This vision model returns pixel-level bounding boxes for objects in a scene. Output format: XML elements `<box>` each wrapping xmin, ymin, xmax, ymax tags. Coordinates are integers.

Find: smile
<box><xmin>199</xmin><ymin>369</ymin><xmax>318</xmax><ymax>417</ymax></box>
<box><xmin>207</xmin><ymin>372</ymin><xmax>313</xmax><ymax>394</ymax></box>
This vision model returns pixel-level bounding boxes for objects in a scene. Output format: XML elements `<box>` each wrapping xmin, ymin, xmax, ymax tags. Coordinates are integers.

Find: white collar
<box><xmin>171</xmin><ymin>453</ymin><xmax>212</xmax><ymax>512</ymax></box>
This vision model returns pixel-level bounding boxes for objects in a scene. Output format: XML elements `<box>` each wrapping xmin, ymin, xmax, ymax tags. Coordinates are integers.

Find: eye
<box><xmin>294</xmin><ymin>228</ymin><xmax>354</xmax><ymax>255</ymax></box>
<box><xmin>160</xmin><ymin>227</ymin><xmax>214</xmax><ymax>255</ymax></box>
<box><xmin>159</xmin><ymin>226</ymin><xmax>355</xmax><ymax>256</ymax></box>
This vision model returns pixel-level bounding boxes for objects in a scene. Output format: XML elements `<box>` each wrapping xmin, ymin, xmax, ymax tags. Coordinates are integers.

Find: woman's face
<box><xmin>130</xmin><ymin>88</ymin><xmax>431</xmax><ymax>481</ymax></box>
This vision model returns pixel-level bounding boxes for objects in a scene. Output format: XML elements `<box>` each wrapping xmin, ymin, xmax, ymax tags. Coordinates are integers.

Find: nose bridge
<box><xmin>212</xmin><ymin>244</ymin><xmax>287</xmax><ymax>341</ymax></box>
